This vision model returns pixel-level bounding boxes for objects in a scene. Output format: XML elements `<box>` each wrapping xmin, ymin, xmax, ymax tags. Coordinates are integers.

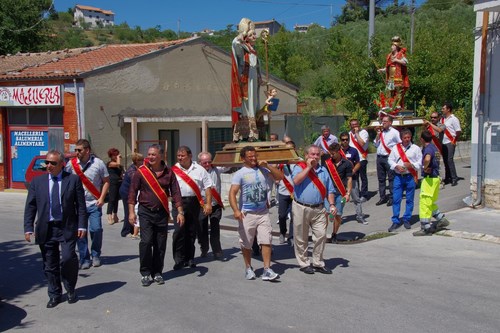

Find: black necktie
<box><xmin>51</xmin><ymin>177</ymin><xmax>62</xmax><ymax>221</ymax></box>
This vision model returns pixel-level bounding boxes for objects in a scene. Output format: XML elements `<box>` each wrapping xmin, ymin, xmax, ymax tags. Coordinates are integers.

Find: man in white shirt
<box><xmin>387</xmin><ymin>129</ymin><xmax>422</xmax><ymax>232</ymax></box>
<box><xmin>314</xmin><ymin>125</ymin><xmax>338</xmax><ymax>166</ymax></box>
<box><xmin>441</xmin><ymin>103</ymin><xmax>461</xmax><ymax>186</ymax></box>
<box><xmin>373</xmin><ymin>116</ymin><xmax>401</xmax><ymax>206</ymax></box>
<box><xmin>349</xmin><ymin>119</ymin><xmax>370</xmax><ymax>201</ymax></box>
<box><xmin>171</xmin><ymin>146</ymin><xmax>213</xmax><ymax>270</ymax></box>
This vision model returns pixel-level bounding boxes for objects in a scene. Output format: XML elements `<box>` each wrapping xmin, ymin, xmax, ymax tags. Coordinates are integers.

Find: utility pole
<box><xmin>177</xmin><ymin>19</ymin><xmax>181</xmax><ymax>38</ymax></box>
<box><xmin>410</xmin><ymin>0</ymin><xmax>415</xmax><ymax>54</ymax></box>
<box><xmin>368</xmin><ymin>0</ymin><xmax>375</xmax><ymax>56</ymax></box>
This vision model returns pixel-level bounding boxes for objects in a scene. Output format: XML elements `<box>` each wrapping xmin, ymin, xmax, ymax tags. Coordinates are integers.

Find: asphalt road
<box><xmin>2</xmin><ymin>159</ymin><xmax>500</xmax><ymax>332</ymax></box>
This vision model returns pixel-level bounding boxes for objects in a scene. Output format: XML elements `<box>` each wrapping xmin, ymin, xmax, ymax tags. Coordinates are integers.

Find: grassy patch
<box><xmin>364</xmin><ymin>232</ymin><xmax>396</xmax><ymax>241</ymax></box>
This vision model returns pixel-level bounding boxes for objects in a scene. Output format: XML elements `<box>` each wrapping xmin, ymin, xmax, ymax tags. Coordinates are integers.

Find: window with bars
<box><xmin>208</xmin><ymin>128</ymin><xmax>232</xmax><ymax>156</ymax></box>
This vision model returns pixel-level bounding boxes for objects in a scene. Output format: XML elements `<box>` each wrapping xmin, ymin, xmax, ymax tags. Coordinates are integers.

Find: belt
<box><xmin>182</xmin><ymin>196</ymin><xmax>197</xmax><ymax>199</ymax></box>
<box><xmin>294</xmin><ymin>199</ymin><xmax>323</xmax><ymax>208</ymax></box>
<box><xmin>424</xmin><ymin>175</ymin><xmax>439</xmax><ymax>178</ymax></box>
<box><xmin>140</xmin><ymin>204</ymin><xmax>165</xmax><ymax>212</ymax></box>
<box><xmin>396</xmin><ymin>173</ymin><xmax>412</xmax><ymax>176</ymax></box>
<box><xmin>377</xmin><ymin>155</ymin><xmax>388</xmax><ymax>158</ymax></box>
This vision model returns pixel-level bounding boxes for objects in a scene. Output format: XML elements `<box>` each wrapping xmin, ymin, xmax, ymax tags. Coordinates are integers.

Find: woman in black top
<box><xmin>106</xmin><ymin>148</ymin><xmax>124</xmax><ymax>225</ymax></box>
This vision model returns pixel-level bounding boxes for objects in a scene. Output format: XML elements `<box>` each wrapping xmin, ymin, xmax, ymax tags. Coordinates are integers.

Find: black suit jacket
<box><xmin>24</xmin><ymin>171</ymin><xmax>87</xmax><ymax>245</ymax></box>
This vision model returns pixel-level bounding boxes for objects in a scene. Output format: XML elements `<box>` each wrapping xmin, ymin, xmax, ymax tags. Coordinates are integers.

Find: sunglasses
<box><xmin>44</xmin><ymin>160</ymin><xmax>59</xmax><ymax>166</ymax></box>
<box><xmin>340</xmin><ymin>138</ymin><xmax>349</xmax><ymax>141</ymax></box>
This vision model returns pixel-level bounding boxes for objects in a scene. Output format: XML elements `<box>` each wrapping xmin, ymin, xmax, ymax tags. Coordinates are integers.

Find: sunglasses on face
<box><xmin>44</xmin><ymin>160</ymin><xmax>59</xmax><ymax>166</ymax></box>
<box><xmin>341</xmin><ymin>138</ymin><xmax>349</xmax><ymax>141</ymax></box>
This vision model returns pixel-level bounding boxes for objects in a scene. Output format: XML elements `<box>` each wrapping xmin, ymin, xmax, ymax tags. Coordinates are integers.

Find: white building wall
<box><xmin>470</xmin><ymin>8</ymin><xmax>500</xmax><ymax>208</ymax></box>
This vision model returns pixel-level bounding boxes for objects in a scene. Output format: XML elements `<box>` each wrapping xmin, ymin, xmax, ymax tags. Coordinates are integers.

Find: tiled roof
<box><xmin>75</xmin><ymin>5</ymin><xmax>114</xmax><ymax>15</ymax></box>
<box><xmin>0</xmin><ymin>38</ymin><xmax>196</xmax><ymax>81</ymax></box>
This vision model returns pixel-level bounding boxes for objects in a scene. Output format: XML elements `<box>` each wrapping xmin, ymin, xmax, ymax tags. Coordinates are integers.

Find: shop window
<box><xmin>7</xmin><ymin>108</ymin><xmax>63</xmax><ymax>125</ymax></box>
<box><xmin>7</xmin><ymin>108</ymin><xmax>28</xmax><ymax>124</ymax></box>
<box><xmin>29</xmin><ymin>109</ymin><xmax>48</xmax><ymax>125</ymax></box>
<box><xmin>208</xmin><ymin>128</ymin><xmax>232</xmax><ymax>156</ymax></box>
<box><xmin>49</xmin><ymin>108</ymin><xmax>63</xmax><ymax>125</ymax></box>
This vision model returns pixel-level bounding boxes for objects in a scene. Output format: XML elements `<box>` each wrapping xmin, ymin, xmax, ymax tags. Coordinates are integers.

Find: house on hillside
<box><xmin>253</xmin><ymin>19</ymin><xmax>282</xmax><ymax>36</ymax></box>
<box><xmin>470</xmin><ymin>0</ymin><xmax>500</xmax><ymax>208</ymax></box>
<box><xmin>0</xmin><ymin>38</ymin><xmax>298</xmax><ymax>190</ymax></box>
<box><xmin>74</xmin><ymin>4</ymin><xmax>115</xmax><ymax>28</ymax></box>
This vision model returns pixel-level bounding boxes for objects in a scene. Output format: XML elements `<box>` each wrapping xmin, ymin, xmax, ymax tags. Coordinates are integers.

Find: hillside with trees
<box><xmin>0</xmin><ymin>0</ymin><xmax>475</xmax><ymax>138</ymax></box>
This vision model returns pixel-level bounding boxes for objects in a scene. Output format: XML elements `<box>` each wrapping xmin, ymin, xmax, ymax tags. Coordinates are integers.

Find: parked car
<box><xmin>24</xmin><ymin>153</ymin><xmax>76</xmax><ymax>189</ymax></box>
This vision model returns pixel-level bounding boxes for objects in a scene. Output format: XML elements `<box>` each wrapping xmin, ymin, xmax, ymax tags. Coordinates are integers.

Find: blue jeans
<box><xmin>78</xmin><ymin>203</ymin><xmax>103</xmax><ymax>264</ymax></box>
<box><xmin>391</xmin><ymin>174</ymin><xmax>416</xmax><ymax>224</ymax></box>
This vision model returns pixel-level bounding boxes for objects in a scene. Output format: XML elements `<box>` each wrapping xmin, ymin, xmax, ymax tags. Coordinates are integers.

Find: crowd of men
<box><xmin>23</xmin><ymin>103</ymin><xmax>460</xmax><ymax>308</ymax></box>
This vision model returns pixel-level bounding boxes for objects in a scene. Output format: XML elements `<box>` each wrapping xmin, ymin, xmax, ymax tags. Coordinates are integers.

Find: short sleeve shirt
<box><xmin>231</xmin><ymin>166</ymin><xmax>270</xmax><ymax>212</ymax></box>
<box><xmin>66</xmin><ymin>155</ymin><xmax>109</xmax><ymax>207</ymax></box>
<box><xmin>422</xmin><ymin>143</ymin><xmax>439</xmax><ymax>177</ymax></box>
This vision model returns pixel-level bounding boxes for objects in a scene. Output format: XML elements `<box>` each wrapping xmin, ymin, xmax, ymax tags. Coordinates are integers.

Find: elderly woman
<box><xmin>106</xmin><ymin>148</ymin><xmax>124</xmax><ymax>225</ymax></box>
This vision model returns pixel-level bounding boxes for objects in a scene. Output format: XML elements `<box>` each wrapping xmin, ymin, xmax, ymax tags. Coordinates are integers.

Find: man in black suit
<box><xmin>24</xmin><ymin>150</ymin><xmax>87</xmax><ymax>308</ymax></box>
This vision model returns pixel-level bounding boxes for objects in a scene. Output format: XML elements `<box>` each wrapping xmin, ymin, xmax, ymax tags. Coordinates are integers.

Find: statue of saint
<box><xmin>378</xmin><ymin>36</ymin><xmax>410</xmax><ymax>109</ymax></box>
<box><xmin>231</xmin><ymin>18</ymin><xmax>264</xmax><ymax>142</ymax></box>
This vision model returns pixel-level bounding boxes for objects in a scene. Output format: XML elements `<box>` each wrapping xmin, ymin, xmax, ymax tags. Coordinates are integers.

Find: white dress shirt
<box><xmin>374</xmin><ymin>127</ymin><xmax>401</xmax><ymax>156</ymax></box>
<box><xmin>388</xmin><ymin>143</ymin><xmax>422</xmax><ymax>174</ymax></box>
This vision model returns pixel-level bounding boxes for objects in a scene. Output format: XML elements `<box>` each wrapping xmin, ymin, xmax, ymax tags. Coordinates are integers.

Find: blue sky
<box><xmin>54</xmin><ymin>0</ymin><xmax>344</xmax><ymax>32</ymax></box>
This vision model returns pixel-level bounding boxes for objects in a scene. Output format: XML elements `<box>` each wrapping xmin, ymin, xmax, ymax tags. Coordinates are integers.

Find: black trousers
<box><xmin>278</xmin><ymin>193</ymin><xmax>293</xmax><ymax>237</ymax></box>
<box><xmin>442</xmin><ymin>143</ymin><xmax>458</xmax><ymax>182</ymax></box>
<box><xmin>376</xmin><ymin>155</ymin><xmax>394</xmax><ymax>200</ymax></box>
<box><xmin>39</xmin><ymin>222</ymin><xmax>78</xmax><ymax>299</ymax></box>
<box><xmin>106</xmin><ymin>182</ymin><xmax>121</xmax><ymax>214</ymax></box>
<box><xmin>137</xmin><ymin>205</ymin><xmax>168</xmax><ymax>277</ymax></box>
<box><xmin>197</xmin><ymin>204</ymin><xmax>223</xmax><ymax>254</ymax></box>
<box><xmin>120</xmin><ymin>194</ymin><xmax>132</xmax><ymax>237</ymax></box>
<box><xmin>172</xmin><ymin>197</ymin><xmax>200</xmax><ymax>264</ymax></box>
<box><xmin>359</xmin><ymin>160</ymin><xmax>368</xmax><ymax>198</ymax></box>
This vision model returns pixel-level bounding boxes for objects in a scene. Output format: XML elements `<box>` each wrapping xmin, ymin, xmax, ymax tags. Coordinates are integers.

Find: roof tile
<box><xmin>0</xmin><ymin>38</ymin><xmax>195</xmax><ymax>81</ymax></box>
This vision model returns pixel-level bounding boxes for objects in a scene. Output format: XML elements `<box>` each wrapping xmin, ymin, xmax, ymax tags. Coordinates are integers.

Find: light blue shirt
<box><xmin>231</xmin><ymin>166</ymin><xmax>271</xmax><ymax>212</ymax></box>
<box><xmin>292</xmin><ymin>164</ymin><xmax>334</xmax><ymax>205</ymax></box>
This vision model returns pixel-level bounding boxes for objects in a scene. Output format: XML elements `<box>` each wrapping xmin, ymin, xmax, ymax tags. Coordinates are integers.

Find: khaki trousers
<box><xmin>292</xmin><ymin>201</ymin><xmax>327</xmax><ymax>268</ymax></box>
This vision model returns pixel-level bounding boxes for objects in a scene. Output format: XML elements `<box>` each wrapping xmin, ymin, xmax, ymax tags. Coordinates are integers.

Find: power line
<box><xmin>0</xmin><ymin>0</ymin><xmax>54</xmax><ymax>33</ymax></box>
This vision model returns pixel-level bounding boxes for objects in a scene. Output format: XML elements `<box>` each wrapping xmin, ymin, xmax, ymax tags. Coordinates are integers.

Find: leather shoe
<box><xmin>313</xmin><ymin>266</ymin><xmax>332</xmax><ymax>274</ymax></box>
<box><xmin>67</xmin><ymin>292</ymin><xmax>78</xmax><ymax>304</ymax></box>
<box><xmin>403</xmin><ymin>220</ymin><xmax>411</xmax><ymax>229</ymax></box>
<box><xmin>299</xmin><ymin>266</ymin><xmax>315</xmax><ymax>274</ymax></box>
<box><xmin>185</xmin><ymin>260</ymin><xmax>196</xmax><ymax>268</ymax></box>
<box><xmin>386</xmin><ymin>199</ymin><xmax>393</xmax><ymax>206</ymax></box>
<box><xmin>173</xmin><ymin>262</ymin><xmax>184</xmax><ymax>270</ymax></box>
<box><xmin>46</xmin><ymin>297</ymin><xmax>61</xmax><ymax>308</ymax></box>
<box><xmin>451</xmin><ymin>180</ymin><xmax>458</xmax><ymax>186</ymax></box>
<box><xmin>388</xmin><ymin>223</ymin><xmax>400</xmax><ymax>232</ymax></box>
<box><xmin>375</xmin><ymin>198</ymin><xmax>388</xmax><ymax>206</ymax></box>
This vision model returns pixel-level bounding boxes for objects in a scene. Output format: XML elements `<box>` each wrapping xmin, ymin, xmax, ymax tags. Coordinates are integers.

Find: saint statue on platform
<box><xmin>378</xmin><ymin>36</ymin><xmax>410</xmax><ymax>110</ymax></box>
<box><xmin>231</xmin><ymin>17</ymin><xmax>264</xmax><ymax>142</ymax></box>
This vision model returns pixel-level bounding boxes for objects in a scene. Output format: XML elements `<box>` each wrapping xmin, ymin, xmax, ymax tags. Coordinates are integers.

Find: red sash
<box><xmin>296</xmin><ymin>161</ymin><xmax>327</xmax><ymax>199</ymax></box>
<box><xmin>171</xmin><ymin>165</ymin><xmax>205</xmax><ymax>207</ymax></box>
<box><xmin>396</xmin><ymin>144</ymin><xmax>419</xmax><ymax>183</ymax></box>
<box><xmin>379</xmin><ymin>132</ymin><xmax>392</xmax><ymax>154</ymax></box>
<box><xmin>350</xmin><ymin>132</ymin><xmax>368</xmax><ymax>158</ymax></box>
<box><xmin>324</xmin><ymin>159</ymin><xmax>347</xmax><ymax>197</ymax></box>
<box><xmin>441</xmin><ymin>118</ymin><xmax>457</xmax><ymax>145</ymax></box>
<box><xmin>70</xmin><ymin>158</ymin><xmax>101</xmax><ymax>199</ymax></box>
<box><xmin>278</xmin><ymin>164</ymin><xmax>294</xmax><ymax>198</ymax></box>
<box><xmin>137</xmin><ymin>165</ymin><xmax>170</xmax><ymax>212</ymax></box>
<box><xmin>321</xmin><ymin>137</ymin><xmax>330</xmax><ymax>152</ymax></box>
<box><xmin>210</xmin><ymin>188</ymin><xmax>224</xmax><ymax>209</ymax></box>
<box><xmin>427</xmin><ymin>125</ymin><xmax>443</xmax><ymax>154</ymax></box>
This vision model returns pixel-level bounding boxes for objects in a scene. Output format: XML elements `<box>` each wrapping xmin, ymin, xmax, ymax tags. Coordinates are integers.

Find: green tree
<box><xmin>0</xmin><ymin>0</ymin><xmax>53</xmax><ymax>54</ymax></box>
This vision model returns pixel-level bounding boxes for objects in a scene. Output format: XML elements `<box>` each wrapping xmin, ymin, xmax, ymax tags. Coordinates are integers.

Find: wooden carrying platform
<box><xmin>367</xmin><ymin>116</ymin><xmax>425</xmax><ymax>129</ymax></box>
<box><xmin>212</xmin><ymin>141</ymin><xmax>301</xmax><ymax>166</ymax></box>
